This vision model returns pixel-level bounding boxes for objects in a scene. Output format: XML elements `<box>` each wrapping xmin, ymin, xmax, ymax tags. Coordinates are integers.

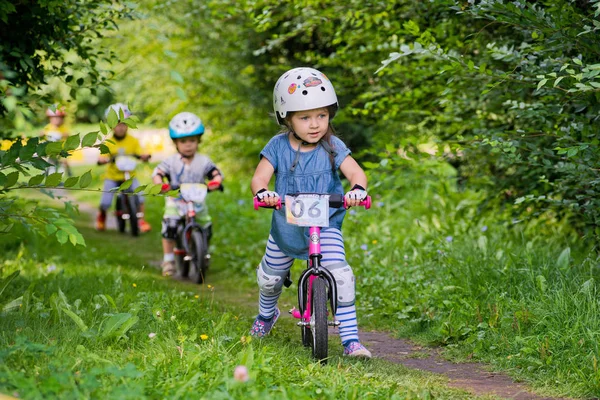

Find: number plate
<box><xmin>114</xmin><ymin>156</ymin><xmax>137</xmax><ymax>172</ymax></box>
<box><xmin>180</xmin><ymin>183</ymin><xmax>208</xmax><ymax>203</ymax></box>
<box><xmin>285</xmin><ymin>194</ymin><xmax>329</xmax><ymax>227</ymax></box>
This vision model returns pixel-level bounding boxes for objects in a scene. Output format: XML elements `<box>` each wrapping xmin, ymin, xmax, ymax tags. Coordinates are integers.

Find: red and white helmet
<box><xmin>273</xmin><ymin>67</ymin><xmax>338</xmax><ymax>125</ymax></box>
<box><xmin>46</xmin><ymin>105</ymin><xmax>66</xmax><ymax>117</ymax></box>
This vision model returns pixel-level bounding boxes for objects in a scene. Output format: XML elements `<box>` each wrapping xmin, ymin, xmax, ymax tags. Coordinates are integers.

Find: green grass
<box><xmin>3</xmin><ymin>155</ymin><xmax>600</xmax><ymax>397</ymax></box>
<box><xmin>0</xmin><ymin>176</ymin><xmax>476</xmax><ymax>399</ymax></box>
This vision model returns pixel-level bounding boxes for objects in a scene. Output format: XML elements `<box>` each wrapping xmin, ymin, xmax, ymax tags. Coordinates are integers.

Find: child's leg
<box><xmin>320</xmin><ymin>228</ymin><xmax>360</xmax><ymax>344</ymax></box>
<box><xmin>160</xmin><ymin>215</ymin><xmax>179</xmax><ymax>276</ymax></box>
<box><xmin>100</xmin><ymin>179</ymin><xmax>118</xmax><ymax>211</ymax></box>
<box><xmin>96</xmin><ymin>179</ymin><xmax>118</xmax><ymax>230</ymax></box>
<box><xmin>257</xmin><ymin>235</ymin><xmax>294</xmax><ymax>319</ymax></box>
<box><xmin>131</xmin><ymin>178</ymin><xmax>151</xmax><ymax>232</ymax></box>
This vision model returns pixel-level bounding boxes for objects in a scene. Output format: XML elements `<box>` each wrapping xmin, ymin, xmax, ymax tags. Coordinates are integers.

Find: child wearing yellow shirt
<box><xmin>96</xmin><ymin>103</ymin><xmax>151</xmax><ymax>233</ymax></box>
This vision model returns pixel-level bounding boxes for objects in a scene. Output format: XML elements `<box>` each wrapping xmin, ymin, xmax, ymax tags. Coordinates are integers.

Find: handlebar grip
<box><xmin>254</xmin><ymin>197</ymin><xmax>282</xmax><ymax>210</ymax></box>
<box><xmin>343</xmin><ymin>195</ymin><xmax>371</xmax><ymax>209</ymax></box>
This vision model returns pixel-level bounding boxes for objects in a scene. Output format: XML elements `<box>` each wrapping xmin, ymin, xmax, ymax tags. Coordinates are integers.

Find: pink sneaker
<box><xmin>249</xmin><ymin>308</ymin><xmax>280</xmax><ymax>338</ymax></box>
<box><xmin>343</xmin><ymin>341</ymin><xmax>372</xmax><ymax>358</ymax></box>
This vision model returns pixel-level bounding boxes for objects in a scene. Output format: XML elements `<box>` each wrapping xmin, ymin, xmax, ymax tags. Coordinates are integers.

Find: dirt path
<box><xmin>61</xmin><ymin>192</ymin><xmax>567</xmax><ymax>400</ymax></box>
<box><xmin>359</xmin><ymin>331</ymin><xmax>562</xmax><ymax>399</ymax></box>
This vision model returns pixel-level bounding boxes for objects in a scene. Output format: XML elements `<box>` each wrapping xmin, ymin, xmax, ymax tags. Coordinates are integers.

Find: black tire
<box><xmin>311</xmin><ymin>277</ymin><xmax>328</xmax><ymax>363</ymax></box>
<box><xmin>175</xmin><ymin>252</ymin><xmax>189</xmax><ymax>278</ymax></box>
<box><xmin>188</xmin><ymin>229</ymin><xmax>207</xmax><ymax>284</ymax></box>
<box><xmin>128</xmin><ymin>195</ymin><xmax>139</xmax><ymax>237</ymax></box>
<box><xmin>116</xmin><ymin>195</ymin><xmax>126</xmax><ymax>233</ymax></box>
<box><xmin>301</xmin><ymin>279</ymin><xmax>312</xmax><ymax>347</ymax></box>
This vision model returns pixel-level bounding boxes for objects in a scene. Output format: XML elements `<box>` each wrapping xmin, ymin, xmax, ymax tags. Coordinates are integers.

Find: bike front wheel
<box><xmin>311</xmin><ymin>276</ymin><xmax>328</xmax><ymax>363</ymax></box>
<box><xmin>128</xmin><ymin>195</ymin><xmax>139</xmax><ymax>237</ymax></box>
<box><xmin>188</xmin><ymin>229</ymin><xmax>208</xmax><ymax>284</ymax></box>
<box><xmin>301</xmin><ymin>278</ymin><xmax>312</xmax><ymax>347</ymax></box>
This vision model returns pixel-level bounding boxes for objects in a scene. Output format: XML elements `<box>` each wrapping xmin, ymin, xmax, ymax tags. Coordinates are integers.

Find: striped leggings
<box><xmin>258</xmin><ymin>228</ymin><xmax>360</xmax><ymax>344</ymax></box>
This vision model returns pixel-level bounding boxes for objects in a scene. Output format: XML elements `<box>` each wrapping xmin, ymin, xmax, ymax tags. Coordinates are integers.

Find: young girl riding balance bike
<box><xmin>250</xmin><ymin>67</ymin><xmax>371</xmax><ymax>358</ymax></box>
<box><xmin>152</xmin><ymin>112</ymin><xmax>223</xmax><ymax>277</ymax></box>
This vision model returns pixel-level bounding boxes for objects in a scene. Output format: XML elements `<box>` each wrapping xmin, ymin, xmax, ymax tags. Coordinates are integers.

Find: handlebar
<box><xmin>253</xmin><ymin>194</ymin><xmax>371</xmax><ymax>210</ymax></box>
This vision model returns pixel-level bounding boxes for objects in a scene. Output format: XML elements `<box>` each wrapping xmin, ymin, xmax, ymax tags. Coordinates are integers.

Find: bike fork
<box><xmin>291</xmin><ymin>226</ymin><xmax>340</xmax><ymax>327</ymax></box>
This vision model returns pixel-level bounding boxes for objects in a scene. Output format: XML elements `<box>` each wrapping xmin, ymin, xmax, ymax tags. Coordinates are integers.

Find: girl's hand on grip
<box><xmin>345</xmin><ymin>184</ymin><xmax>367</xmax><ymax>208</ymax></box>
<box><xmin>255</xmin><ymin>188</ymin><xmax>280</xmax><ymax>209</ymax></box>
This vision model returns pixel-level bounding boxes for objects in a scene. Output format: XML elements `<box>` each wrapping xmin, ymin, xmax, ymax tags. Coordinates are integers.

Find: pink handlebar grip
<box><xmin>343</xmin><ymin>195</ymin><xmax>371</xmax><ymax>209</ymax></box>
<box><xmin>254</xmin><ymin>197</ymin><xmax>282</xmax><ymax>210</ymax></box>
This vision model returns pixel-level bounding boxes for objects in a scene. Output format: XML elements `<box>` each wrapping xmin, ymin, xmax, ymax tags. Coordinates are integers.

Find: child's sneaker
<box><xmin>249</xmin><ymin>308</ymin><xmax>280</xmax><ymax>338</ymax></box>
<box><xmin>139</xmin><ymin>219</ymin><xmax>152</xmax><ymax>233</ymax></box>
<box><xmin>161</xmin><ymin>261</ymin><xmax>176</xmax><ymax>277</ymax></box>
<box><xmin>343</xmin><ymin>340</ymin><xmax>372</xmax><ymax>358</ymax></box>
<box><xmin>95</xmin><ymin>211</ymin><xmax>106</xmax><ymax>231</ymax></box>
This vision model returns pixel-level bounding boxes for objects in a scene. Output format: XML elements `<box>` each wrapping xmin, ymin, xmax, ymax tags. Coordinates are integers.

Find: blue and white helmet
<box><xmin>105</xmin><ymin>103</ymin><xmax>132</xmax><ymax>121</ymax></box>
<box><xmin>169</xmin><ymin>112</ymin><xmax>205</xmax><ymax>139</ymax></box>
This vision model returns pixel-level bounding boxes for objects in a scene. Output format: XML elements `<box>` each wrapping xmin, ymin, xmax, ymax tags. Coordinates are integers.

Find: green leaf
<box><xmin>64</xmin><ymin>176</ymin><xmax>79</xmax><ymax>188</ymax></box>
<box><xmin>2</xmin><ymin>296</ymin><xmax>22</xmax><ymax>313</ymax></box>
<box><xmin>536</xmin><ymin>79</ymin><xmax>548</xmax><ymax>90</ymax></box>
<box><xmin>61</xmin><ymin>307</ymin><xmax>88</xmax><ymax>332</ymax></box>
<box><xmin>45</xmin><ymin>172</ymin><xmax>63</xmax><ymax>187</ymax></box>
<box><xmin>46</xmin><ymin>224</ymin><xmax>58</xmax><ymax>235</ymax></box>
<box><xmin>119</xmin><ymin>178</ymin><xmax>134</xmax><ymax>191</ymax></box>
<box><xmin>573</xmin><ymin>57</ymin><xmax>583</xmax><ymax>66</ymax></box>
<box><xmin>0</xmin><ymin>270</ymin><xmax>20</xmax><ymax>298</ymax></box>
<box><xmin>134</xmin><ymin>185</ymin><xmax>147</xmax><ymax>194</ymax></box>
<box><xmin>107</xmin><ymin>109</ymin><xmax>118</xmax><ymax>129</ymax></box>
<box><xmin>79</xmin><ymin>170</ymin><xmax>92</xmax><ymax>188</ymax></box>
<box><xmin>82</xmin><ymin>132</ymin><xmax>99</xmax><ymax>147</ymax></box>
<box><xmin>56</xmin><ymin>230</ymin><xmax>69</xmax><ymax>244</ymax></box>
<box><xmin>536</xmin><ymin>275</ymin><xmax>547</xmax><ymax>293</ymax></box>
<box><xmin>99</xmin><ymin>144</ymin><xmax>110</xmax><ymax>155</ymax></box>
<box><xmin>46</xmin><ymin>141</ymin><xmax>63</xmax><ymax>156</ymax></box>
<box><xmin>19</xmin><ymin>139</ymin><xmax>38</xmax><ymax>161</ymax></box>
<box><xmin>556</xmin><ymin>247</ymin><xmax>570</xmax><ymax>270</ymax></box>
<box><xmin>99</xmin><ymin>122</ymin><xmax>108</xmax><ymax>135</ymax></box>
<box><xmin>170</xmin><ymin>70</ymin><xmax>184</xmax><ymax>83</ymax></box>
<box><xmin>28</xmin><ymin>174</ymin><xmax>45</xmax><ymax>186</ymax></box>
<box><xmin>145</xmin><ymin>183</ymin><xmax>162</xmax><ymax>195</ymax></box>
<box><xmin>64</xmin><ymin>134</ymin><xmax>81</xmax><ymax>151</ymax></box>
<box><xmin>553</xmin><ymin>76</ymin><xmax>565</xmax><ymax>87</ymax></box>
<box><xmin>101</xmin><ymin>313</ymin><xmax>139</xmax><ymax>339</ymax></box>
<box><xmin>176</xmin><ymin>87</ymin><xmax>188</xmax><ymax>101</ymax></box>
<box><xmin>3</xmin><ymin>171</ymin><xmax>19</xmax><ymax>189</ymax></box>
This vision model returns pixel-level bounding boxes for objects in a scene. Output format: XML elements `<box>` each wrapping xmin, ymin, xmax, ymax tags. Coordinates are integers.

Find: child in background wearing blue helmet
<box><xmin>152</xmin><ymin>112</ymin><xmax>223</xmax><ymax>277</ymax></box>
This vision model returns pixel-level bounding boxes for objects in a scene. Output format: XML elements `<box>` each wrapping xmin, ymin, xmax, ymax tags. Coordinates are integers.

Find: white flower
<box><xmin>148</xmin><ymin>332</ymin><xmax>157</xmax><ymax>339</ymax></box>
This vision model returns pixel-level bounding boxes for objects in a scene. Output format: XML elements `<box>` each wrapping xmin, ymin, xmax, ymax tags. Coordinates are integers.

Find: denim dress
<box><xmin>260</xmin><ymin>133</ymin><xmax>351</xmax><ymax>259</ymax></box>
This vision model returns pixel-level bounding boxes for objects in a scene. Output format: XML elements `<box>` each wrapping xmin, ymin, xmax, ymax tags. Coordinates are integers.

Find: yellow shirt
<box><xmin>42</xmin><ymin>124</ymin><xmax>69</xmax><ymax>142</ymax></box>
<box><xmin>104</xmin><ymin>134</ymin><xmax>143</xmax><ymax>181</ymax></box>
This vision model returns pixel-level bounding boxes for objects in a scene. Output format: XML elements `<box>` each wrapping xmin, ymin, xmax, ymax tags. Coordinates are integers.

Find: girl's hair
<box><xmin>282</xmin><ymin>105</ymin><xmax>338</xmax><ymax>170</ymax></box>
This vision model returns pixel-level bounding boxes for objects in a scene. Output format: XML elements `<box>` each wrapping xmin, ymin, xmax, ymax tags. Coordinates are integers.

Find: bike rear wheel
<box><xmin>188</xmin><ymin>229</ymin><xmax>208</xmax><ymax>284</ymax></box>
<box><xmin>311</xmin><ymin>276</ymin><xmax>328</xmax><ymax>363</ymax></box>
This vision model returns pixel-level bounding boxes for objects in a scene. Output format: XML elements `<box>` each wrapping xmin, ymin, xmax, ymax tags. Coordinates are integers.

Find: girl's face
<box><xmin>175</xmin><ymin>136</ymin><xmax>199</xmax><ymax>157</ymax></box>
<box><xmin>113</xmin><ymin>122</ymin><xmax>128</xmax><ymax>138</ymax></box>
<box><xmin>289</xmin><ymin>107</ymin><xmax>330</xmax><ymax>144</ymax></box>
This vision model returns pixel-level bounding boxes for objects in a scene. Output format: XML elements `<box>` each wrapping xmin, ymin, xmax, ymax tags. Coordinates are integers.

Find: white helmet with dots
<box><xmin>273</xmin><ymin>67</ymin><xmax>338</xmax><ymax>125</ymax></box>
